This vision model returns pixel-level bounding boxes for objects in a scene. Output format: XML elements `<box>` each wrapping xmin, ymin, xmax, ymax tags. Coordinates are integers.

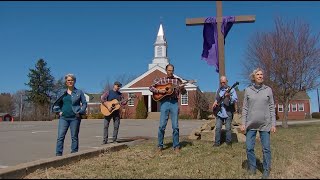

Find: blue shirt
<box><xmin>101</xmin><ymin>90</ymin><xmax>123</xmax><ymax>102</ymax></box>
<box><xmin>216</xmin><ymin>87</ymin><xmax>238</xmax><ymax>118</ymax></box>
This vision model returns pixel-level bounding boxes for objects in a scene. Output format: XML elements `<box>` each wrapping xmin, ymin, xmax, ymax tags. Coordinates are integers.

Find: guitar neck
<box><xmin>217</xmin><ymin>87</ymin><xmax>235</xmax><ymax>104</ymax></box>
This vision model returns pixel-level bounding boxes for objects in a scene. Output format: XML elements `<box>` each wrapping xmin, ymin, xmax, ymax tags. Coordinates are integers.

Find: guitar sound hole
<box><xmin>111</xmin><ymin>104</ymin><xmax>115</xmax><ymax>108</ymax></box>
<box><xmin>165</xmin><ymin>87</ymin><xmax>169</xmax><ymax>91</ymax></box>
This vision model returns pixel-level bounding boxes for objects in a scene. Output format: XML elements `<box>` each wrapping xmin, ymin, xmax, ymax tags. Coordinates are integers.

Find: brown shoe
<box><xmin>156</xmin><ymin>148</ymin><xmax>163</xmax><ymax>156</ymax></box>
<box><xmin>174</xmin><ymin>147</ymin><xmax>181</xmax><ymax>154</ymax></box>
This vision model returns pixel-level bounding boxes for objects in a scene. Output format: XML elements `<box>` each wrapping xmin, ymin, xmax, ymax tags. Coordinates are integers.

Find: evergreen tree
<box><xmin>135</xmin><ymin>98</ymin><xmax>147</xmax><ymax>119</ymax></box>
<box><xmin>51</xmin><ymin>77</ymin><xmax>66</xmax><ymax>103</ymax></box>
<box><xmin>25</xmin><ymin>59</ymin><xmax>55</xmax><ymax>121</ymax></box>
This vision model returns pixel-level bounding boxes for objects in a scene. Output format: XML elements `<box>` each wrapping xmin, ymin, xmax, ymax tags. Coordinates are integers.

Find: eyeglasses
<box><xmin>220</xmin><ymin>82</ymin><xmax>227</xmax><ymax>84</ymax></box>
<box><xmin>67</xmin><ymin>80</ymin><xmax>74</xmax><ymax>82</ymax></box>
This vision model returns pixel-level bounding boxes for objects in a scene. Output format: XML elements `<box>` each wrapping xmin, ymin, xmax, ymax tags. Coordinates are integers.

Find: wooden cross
<box><xmin>186</xmin><ymin>1</ymin><xmax>255</xmax><ymax>78</ymax></box>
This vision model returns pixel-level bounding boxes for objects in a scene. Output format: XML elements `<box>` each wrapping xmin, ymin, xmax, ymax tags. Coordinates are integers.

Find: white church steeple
<box><xmin>148</xmin><ymin>23</ymin><xmax>169</xmax><ymax>70</ymax></box>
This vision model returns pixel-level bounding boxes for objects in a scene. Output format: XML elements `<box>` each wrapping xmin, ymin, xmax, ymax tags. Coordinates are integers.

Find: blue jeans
<box><xmin>158</xmin><ymin>99</ymin><xmax>180</xmax><ymax>149</ymax></box>
<box><xmin>56</xmin><ymin>118</ymin><xmax>81</xmax><ymax>156</ymax></box>
<box><xmin>103</xmin><ymin>111</ymin><xmax>120</xmax><ymax>143</ymax></box>
<box><xmin>246</xmin><ymin>130</ymin><xmax>271</xmax><ymax>172</ymax></box>
<box><xmin>215</xmin><ymin>116</ymin><xmax>232</xmax><ymax>145</ymax></box>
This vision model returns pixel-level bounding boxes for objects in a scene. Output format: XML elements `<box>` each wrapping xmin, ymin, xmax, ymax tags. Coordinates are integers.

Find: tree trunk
<box><xmin>197</xmin><ymin>109</ymin><xmax>201</xmax><ymax>120</ymax></box>
<box><xmin>282</xmin><ymin>98</ymin><xmax>289</xmax><ymax>128</ymax></box>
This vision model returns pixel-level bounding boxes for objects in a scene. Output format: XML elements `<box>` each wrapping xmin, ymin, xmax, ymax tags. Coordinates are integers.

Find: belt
<box><xmin>166</xmin><ymin>97</ymin><xmax>178</xmax><ymax>101</ymax></box>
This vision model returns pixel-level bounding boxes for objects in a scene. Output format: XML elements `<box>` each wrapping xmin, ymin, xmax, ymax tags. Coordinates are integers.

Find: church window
<box><xmin>181</xmin><ymin>91</ymin><xmax>188</xmax><ymax>105</ymax></box>
<box><xmin>128</xmin><ymin>93</ymin><xmax>135</xmax><ymax>106</ymax></box>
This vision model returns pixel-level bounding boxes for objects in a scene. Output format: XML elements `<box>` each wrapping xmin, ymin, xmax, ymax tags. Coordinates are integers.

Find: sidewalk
<box><xmin>275</xmin><ymin>119</ymin><xmax>320</xmax><ymax>125</ymax></box>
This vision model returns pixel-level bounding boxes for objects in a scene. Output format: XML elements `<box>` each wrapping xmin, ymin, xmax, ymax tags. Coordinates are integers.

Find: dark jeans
<box><xmin>246</xmin><ymin>130</ymin><xmax>271</xmax><ymax>172</ymax></box>
<box><xmin>56</xmin><ymin>118</ymin><xmax>81</xmax><ymax>156</ymax></box>
<box><xmin>103</xmin><ymin>111</ymin><xmax>120</xmax><ymax>143</ymax></box>
<box><xmin>214</xmin><ymin>115</ymin><xmax>232</xmax><ymax>145</ymax></box>
<box><xmin>158</xmin><ymin>99</ymin><xmax>180</xmax><ymax>149</ymax></box>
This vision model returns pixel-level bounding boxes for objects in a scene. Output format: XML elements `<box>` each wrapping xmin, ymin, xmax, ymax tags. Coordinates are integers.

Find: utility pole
<box><xmin>317</xmin><ymin>88</ymin><xmax>320</xmax><ymax>112</ymax></box>
<box><xmin>19</xmin><ymin>93</ymin><xmax>23</xmax><ymax>122</ymax></box>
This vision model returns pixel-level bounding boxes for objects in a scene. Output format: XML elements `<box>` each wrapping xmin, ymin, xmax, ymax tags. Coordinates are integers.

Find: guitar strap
<box><xmin>220</xmin><ymin>86</ymin><xmax>236</xmax><ymax>113</ymax></box>
<box><xmin>216</xmin><ymin>86</ymin><xmax>230</xmax><ymax>101</ymax></box>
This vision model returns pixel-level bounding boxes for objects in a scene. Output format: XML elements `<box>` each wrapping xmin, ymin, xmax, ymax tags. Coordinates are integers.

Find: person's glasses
<box><xmin>220</xmin><ymin>82</ymin><xmax>227</xmax><ymax>84</ymax></box>
<box><xmin>67</xmin><ymin>80</ymin><xmax>74</xmax><ymax>82</ymax></box>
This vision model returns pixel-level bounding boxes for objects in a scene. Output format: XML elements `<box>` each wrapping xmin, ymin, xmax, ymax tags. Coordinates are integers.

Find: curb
<box><xmin>0</xmin><ymin>139</ymin><xmax>148</xmax><ymax>179</ymax></box>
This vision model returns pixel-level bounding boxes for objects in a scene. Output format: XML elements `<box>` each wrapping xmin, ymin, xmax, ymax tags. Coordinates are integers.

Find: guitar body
<box><xmin>212</xmin><ymin>106</ymin><xmax>221</xmax><ymax>117</ymax></box>
<box><xmin>152</xmin><ymin>83</ymin><xmax>175</xmax><ymax>101</ymax></box>
<box><xmin>212</xmin><ymin>81</ymin><xmax>240</xmax><ymax>117</ymax></box>
<box><xmin>100</xmin><ymin>99</ymin><xmax>121</xmax><ymax>116</ymax></box>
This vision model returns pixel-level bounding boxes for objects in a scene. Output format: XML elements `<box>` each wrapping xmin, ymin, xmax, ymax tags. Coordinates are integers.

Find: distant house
<box><xmin>84</xmin><ymin>93</ymin><xmax>102</xmax><ymax>115</ymax></box>
<box><xmin>203</xmin><ymin>90</ymin><xmax>311</xmax><ymax>120</ymax></box>
<box><xmin>0</xmin><ymin>113</ymin><xmax>13</xmax><ymax>122</ymax></box>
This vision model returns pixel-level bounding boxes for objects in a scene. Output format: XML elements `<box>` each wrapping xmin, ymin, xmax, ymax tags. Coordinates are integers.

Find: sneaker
<box><xmin>112</xmin><ymin>140</ymin><xmax>118</xmax><ymax>144</ymax></box>
<box><xmin>101</xmin><ymin>142</ymin><xmax>108</xmax><ymax>145</ymax></box>
<box><xmin>247</xmin><ymin>168</ymin><xmax>256</xmax><ymax>175</ymax></box>
<box><xmin>155</xmin><ymin>148</ymin><xmax>163</xmax><ymax>156</ymax></box>
<box><xmin>262</xmin><ymin>170</ymin><xmax>270</xmax><ymax>179</ymax></box>
<box><xmin>213</xmin><ymin>144</ymin><xmax>220</xmax><ymax>148</ymax></box>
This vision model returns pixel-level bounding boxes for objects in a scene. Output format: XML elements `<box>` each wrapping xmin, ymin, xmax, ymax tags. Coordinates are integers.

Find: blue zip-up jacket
<box><xmin>52</xmin><ymin>87</ymin><xmax>88</xmax><ymax>116</ymax></box>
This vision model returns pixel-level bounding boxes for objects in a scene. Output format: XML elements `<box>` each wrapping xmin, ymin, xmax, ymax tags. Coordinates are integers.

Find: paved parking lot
<box><xmin>0</xmin><ymin>119</ymin><xmax>204</xmax><ymax>168</ymax></box>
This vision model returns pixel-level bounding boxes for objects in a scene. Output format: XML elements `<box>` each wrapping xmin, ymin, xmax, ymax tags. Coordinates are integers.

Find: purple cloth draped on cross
<box><xmin>201</xmin><ymin>16</ymin><xmax>235</xmax><ymax>73</ymax></box>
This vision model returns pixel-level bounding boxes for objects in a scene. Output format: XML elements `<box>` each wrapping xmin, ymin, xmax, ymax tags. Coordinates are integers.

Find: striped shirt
<box><xmin>149</xmin><ymin>76</ymin><xmax>186</xmax><ymax>99</ymax></box>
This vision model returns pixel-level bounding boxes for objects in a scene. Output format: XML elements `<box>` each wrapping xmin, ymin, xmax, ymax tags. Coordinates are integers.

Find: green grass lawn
<box><xmin>25</xmin><ymin>123</ymin><xmax>320</xmax><ymax>179</ymax></box>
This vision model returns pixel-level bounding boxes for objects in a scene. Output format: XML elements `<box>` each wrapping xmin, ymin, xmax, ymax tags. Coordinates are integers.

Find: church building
<box><xmin>85</xmin><ymin>24</ymin><xmax>206</xmax><ymax>119</ymax></box>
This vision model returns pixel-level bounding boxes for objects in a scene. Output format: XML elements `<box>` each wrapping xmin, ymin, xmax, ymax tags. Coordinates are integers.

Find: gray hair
<box><xmin>64</xmin><ymin>73</ymin><xmax>76</xmax><ymax>83</ymax></box>
<box><xmin>250</xmin><ymin>68</ymin><xmax>264</xmax><ymax>83</ymax></box>
<box><xmin>220</xmin><ymin>75</ymin><xmax>228</xmax><ymax>82</ymax></box>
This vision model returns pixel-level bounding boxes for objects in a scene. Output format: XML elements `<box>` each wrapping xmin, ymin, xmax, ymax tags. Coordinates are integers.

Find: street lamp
<box><xmin>317</xmin><ymin>88</ymin><xmax>320</xmax><ymax>112</ymax></box>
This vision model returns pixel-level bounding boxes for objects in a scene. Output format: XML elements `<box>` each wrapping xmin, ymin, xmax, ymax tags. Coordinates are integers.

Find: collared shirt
<box><xmin>216</xmin><ymin>86</ymin><xmax>238</xmax><ymax>118</ymax></box>
<box><xmin>100</xmin><ymin>90</ymin><xmax>127</xmax><ymax>105</ymax></box>
<box><xmin>149</xmin><ymin>76</ymin><xmax>186</xmax><ymax>99</ymax></box>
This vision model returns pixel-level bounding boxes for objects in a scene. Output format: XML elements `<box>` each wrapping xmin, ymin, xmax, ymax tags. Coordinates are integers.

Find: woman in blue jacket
<box><xmin>52</xmin><ymin>73</ymin><xmax>87</xmax><ymax>156</ymax></box>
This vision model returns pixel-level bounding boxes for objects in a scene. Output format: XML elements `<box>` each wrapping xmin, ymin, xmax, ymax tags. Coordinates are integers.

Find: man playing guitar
<box><xmin>100</xmin><ymin>81</ymin><xmax>127</xmax><ymax>144</ymax></box>
<box><xmin>149</xmin><ymin>64</ymin><xmax>187</xmax><ymax>155</ymax></box>
<box><xmin>212</xmin><ymin>76</ymin><xmax>238</xmax><ymax>147</ymax></box>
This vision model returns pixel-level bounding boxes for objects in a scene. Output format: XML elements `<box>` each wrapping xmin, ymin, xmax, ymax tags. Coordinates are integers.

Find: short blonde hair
<box><xmin>250</xmin><ymin>68</ymin><xmax>264</xmax><ymax>83</ymax></box>
<box><xmin>64</xmin><ymin>73</ymin><xmax>76</xmax><ymax>83</ymax></box>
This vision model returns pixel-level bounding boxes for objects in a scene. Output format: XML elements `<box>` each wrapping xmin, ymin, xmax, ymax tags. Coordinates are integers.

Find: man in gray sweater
<box><xmin>241</xmin><ymin>68</ymin><xmax>276</xmax><ymax>179</ymax></box>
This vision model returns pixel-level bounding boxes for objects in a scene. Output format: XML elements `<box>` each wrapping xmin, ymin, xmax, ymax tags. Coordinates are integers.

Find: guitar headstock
<box><xmin>231</xmin><ymin>81</ymin><xmax>240</xmax><ymax>89</ymax></box>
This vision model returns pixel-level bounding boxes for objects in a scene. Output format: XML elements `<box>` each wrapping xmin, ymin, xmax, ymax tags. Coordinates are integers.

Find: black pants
<box><xmin>103</xmin><ymin>111</ymin><xmax>120</xmax><ymax>143</ymax></box>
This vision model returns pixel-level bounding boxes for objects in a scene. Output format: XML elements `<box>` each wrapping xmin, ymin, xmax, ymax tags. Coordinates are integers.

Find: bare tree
<box><xmin>12</xmin><ymin>90</ymin><xmax>27</xmax><ymax>121</ymax></box>
<box><xmin>243</xmin><ymin>17</ymin><xmax>320</xmax><ymax>128</ymax></box>
<box><xmin>189</xmin><ymin>90</ymin><xmax>210</xmax><ymax>119</ymax></box>
<box><xmin>0</xmin><ymin>93</ymin><xmax>15</xmax><ymax>115</ymax></box>
<box><xmin>101</xmin><ymin>74</ymin><xmax>137</xmax><ymax>92</ymax></box>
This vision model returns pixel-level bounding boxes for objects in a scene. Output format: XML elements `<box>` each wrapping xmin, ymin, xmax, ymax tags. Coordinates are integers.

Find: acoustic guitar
<box><xmin>152</xmin><ymin>80</ymin><xmax>196</xmax><ymax>101</ymax></box>
<box><xmin>100</xmin><ymin>95</ymin><xmax>137</xmax><ymax>116</ymax></box>
<box><xmin>212</xmin><ymin>81</ymin><xmax>239</xmax><ymax>117</ymax></box>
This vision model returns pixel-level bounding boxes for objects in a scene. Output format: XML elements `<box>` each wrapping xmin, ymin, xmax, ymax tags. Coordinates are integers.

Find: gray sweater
<box><xmin>242</xmin><ymin>84</ymin><xmax>276</xmax><ymax>131</ymax></box>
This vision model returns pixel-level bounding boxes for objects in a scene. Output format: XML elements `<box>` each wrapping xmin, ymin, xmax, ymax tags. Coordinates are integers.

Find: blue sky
<box><xmin>0</xmin><ymin>1</ymin><xmax>319</xmax><ymax>112</ymax></box>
